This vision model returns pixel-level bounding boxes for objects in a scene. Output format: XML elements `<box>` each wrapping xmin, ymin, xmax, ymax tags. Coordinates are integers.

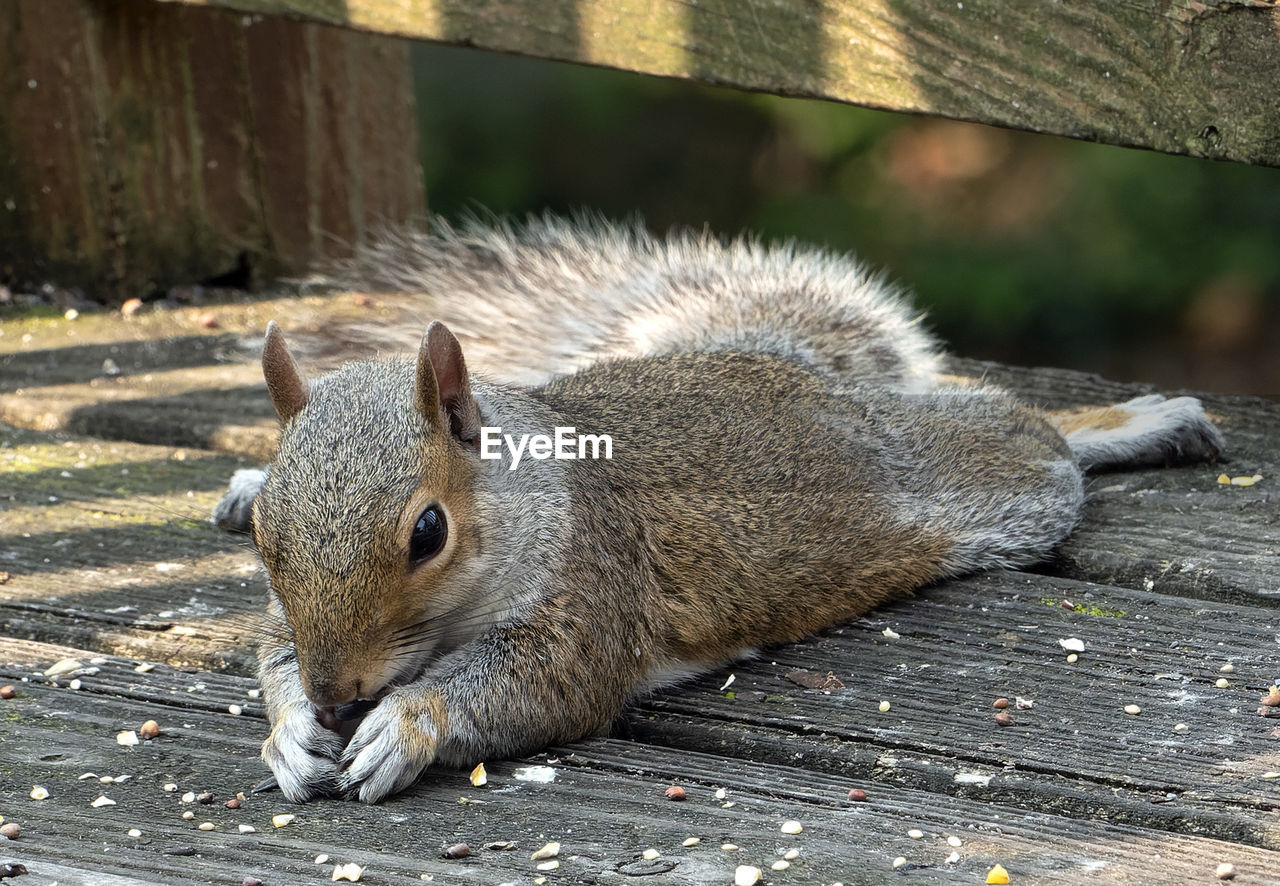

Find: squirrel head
<box><xmin>252</xmin><ymin>321</ymin><xmax>490</xmax><ymax>709</ymax></box>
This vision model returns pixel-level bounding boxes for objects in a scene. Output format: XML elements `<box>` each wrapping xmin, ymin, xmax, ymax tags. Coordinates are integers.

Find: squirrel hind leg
<box><xmin>212</xmin><ymin>467</ymin><xmax>268</xmax><ymax>533</ymax></box>
<box><xmin>1049</xmin><ymin>395</ymin><xmax>1226</xmax><ymax>472</ymax></box>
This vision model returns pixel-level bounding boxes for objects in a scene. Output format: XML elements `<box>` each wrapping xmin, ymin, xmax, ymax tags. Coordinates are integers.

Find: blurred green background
<box><xmin>412</xmin><ymin>42</ymin><xmax>1280</xmax><ymax>398</ymax></box>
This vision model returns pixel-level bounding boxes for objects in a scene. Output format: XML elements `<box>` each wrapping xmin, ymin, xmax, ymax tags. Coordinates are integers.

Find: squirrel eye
<box><xmin>409</xmin><ymin>504</ymin><xmax>447</xmax><ymax>566</ymax></box>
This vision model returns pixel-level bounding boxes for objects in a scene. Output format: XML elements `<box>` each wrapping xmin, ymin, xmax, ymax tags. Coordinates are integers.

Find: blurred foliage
<box><xmin>412</xmin><ymin>43</ymin><xmax>1280</xmax><ymax>395</ymax></box>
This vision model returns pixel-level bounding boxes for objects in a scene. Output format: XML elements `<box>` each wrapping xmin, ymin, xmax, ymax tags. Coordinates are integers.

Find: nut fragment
<box><xmin>469</xmin><ymin>763</ymin><xmax>488</xmax><ymax>787</ymax></box>
<box><xmin>91</xmin><ymin>795</ymin><xmax>116</xmax><ymax>808</ymax></box>
<box><xmin>531</xmin><ymin>841</ymin><xmax>560</xmax><ymax>860</ymax></box>
<box><xmin>331</xmin><ymin>862</ymin><xmax>364</xmax><ymax>882</ymax></box>
<box><xmin>994</xmin><ymin>711</ymin><xmax>1013</xmax><ymax>727</ymax></box>
<box><xmin>847</xmin><ymin>788</ymin><xmax>867</xmax><ymax>801</ymax></box>
<box><xmin>139</xmin><ymin>720</ymin><xmax>160</xmax><ymax>740</ymax></box>
<box><xmin>116</xmin><ymin>730</ymin><xmax>140</xmax><ymax>747</ymax></box>
<box><xmin>272</xmin><ymin>814</ymin><xmax>296</xmax><ymax>828</ymax></box>
<box><xmin>29</xmin><ymin>786</ymin><xmax>49</xmax><ymax>800</ymax></box>
<box><xmin>0</xmin><ymin>822</ymin><xmax>20</xmax><ymax>839</ymax></box>
<box><xmin>224</xmin><ymin>798</ymin><xmax>241</xmax><ymax>809</ymax></box>
<box><xmin>197</xmin><ymin>792</ymin><xmax>215</xmax><ymax>805</ymax></box>
<box><xmin>1216</xmin><ymin>862</ymin><xmax>1236</xmax><ymax>880</ymax></box>
<box><xmin>1260</xmin><ymin>687</ymin><xmax>1280</xmax><ymax>707</ymax></box>
<box><xmin>443</xmin><ymin>842</ymin><xmax>470</xmax><ymax>859</ymax></box>
<box><xmin>734</xmin><ymin>865</ymin><xmax>763</xmax><ymax>885</ymax></box>
<box><xmin>0</xmin><ymin>686</ymin><xmax>15</xmax><ymax>699</ymax></box>
<box><xmin>993</xmin><ymin>697</ymin><xmax>1009</xmax><ymax>709</ymax></box>
<box><xmin>780</xmin><ymin>820</ymin><xmax>803</xmax><ymax>835</ymax></box>
<box><xmin>987</xmin><ymin>863</ymin><xmax>1011</xmax><ymax>884</ymax></box>
<box><xmin>664</xmin><ymin>785</ymin><xmax>686</xmax><ymax>801</ymax></box>
<box><xmin>878</xmin><ymin>700</ymin><xmax>891</xmax><ymax>712</ymax></box>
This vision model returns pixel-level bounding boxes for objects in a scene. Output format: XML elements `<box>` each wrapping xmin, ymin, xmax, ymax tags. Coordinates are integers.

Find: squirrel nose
<box><xmin>302</xmin><ymin>675</ymin><xmax>359</xmax><ymax>708</ymax></box>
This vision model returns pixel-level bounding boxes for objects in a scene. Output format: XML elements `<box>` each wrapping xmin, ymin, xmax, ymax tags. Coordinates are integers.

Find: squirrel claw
<box><xmin>336</xmin><ymin>693</ymin><xmax>441</xmax><ymax>803</ymax></box>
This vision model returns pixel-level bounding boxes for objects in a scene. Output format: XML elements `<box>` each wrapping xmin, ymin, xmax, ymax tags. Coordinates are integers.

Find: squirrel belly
<box><xmin>229</xmin><ymin>217</ymin><xmax>1224</xmax><ymax>803</ymax></box>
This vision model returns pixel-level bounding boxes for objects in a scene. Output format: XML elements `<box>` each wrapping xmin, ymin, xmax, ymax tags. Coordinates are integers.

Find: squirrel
<box><xmin>214</xmin><ymin>215</ymin><xmax>1225</xmax><ymax>803</ymax></box>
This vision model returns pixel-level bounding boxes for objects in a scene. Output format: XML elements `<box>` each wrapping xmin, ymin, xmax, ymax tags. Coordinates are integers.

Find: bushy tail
<box><xmin>1047</xmin><ymin>394</ymin><xmax>1225</xmax><ymax>472</ymax></box>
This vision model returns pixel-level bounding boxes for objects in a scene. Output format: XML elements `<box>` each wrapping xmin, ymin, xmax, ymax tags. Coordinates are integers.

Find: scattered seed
<box><xmin>1015</xmin><ymin>697</ymin><xmax>1035</xmax><ymax>709</ymax></box>
<box><xmin>771</xmin><ymin>860</ymin><xmax>790</xmax><ymax>871</ymax></box>
<box><xmin>247</xmin><ymin>688</ymin><xmax>261</xmax><ymax>699</ymax></box>
<box><xmin>197</xmin><ymin>822</ymin><xmax>215</xmax><ymax>831</ymax></box>
<box><xmin>239</xmin><ymin>825</ymin><xmax>256</xmax><ymax>834</ymax></box>
<box><xmin>714</xmin><ymin>787</ymin><xmax>728</xmax><ymax>800</ymax></box>
<box><xmin>993</xmin><ymin>697</ymin><xmax>1009</xmax><ymax>709</ymax></box>
<box><xmin>243</xmin><ymin>878</ymin><xmax>263</xmax><ymax>886</ymax></box>
<box><xmin>117</xmin><ymin>730</ymin><xmax>140</xmax><ymax>747</ymax></box>
<box><xmin>0</xmin><ymin>686</ymin><xmax>14</xmax><ymax>699</ymax></box>
<box><xmin>1124</xmin><ymin>704</ymin><xmax>1141</xmax><ymax>715</ymax></box>
<box><xmin>1216</xmin><ymin>862</ymin><xmax>1236</xmax><ymax>880</ymax></box>
<box><xmin>469</xmin><ymin>763</ymin><xmax>488</xmax><ymax>787</ymax></box>
<box><xmin>784</xmin><ymin>848</ymin><xmax>800</xmax><ymax>860</ymax></box>
<box><xmin>530</xmin><ymin>841</ymin><xmax>560</xmax><ymax>860</ymax></box>
<box><xmin>139</xmin><ymin>721</ymin><xmax>160</xmax><ymax>740</ymax></box>
<box><xmin>181</xmin><ymin>792</ymin><xmax>196</xmax><ymax>803</ymax></box>
<box><xmin>987</xmin><ymin>863</ymin><xmax>1011</xmax><ymax>884</ymax></box>
<box><xmin>316</xmin><ymin>855</ymin><xmax>330</xmax><ymax>864</ymax></box>
<box><xmin>847</xmin><ymin>788</ymin><xmax>867</xmax><ymax>801</ymax></box>
<box><xmin>892</xmin><ymin>857</ymin><xmax>907</xmax><ymax>869</ymax></box>
<box><xmin>878</xmin><ymin>700</ymin><xmax>891</xmax><ymax>712</ymax></box>
<box><xmin>994</xmin><ymin>711</ymin><xmax>1014</xmax><ymax>727</ymax></box>
<box><xmin>721</xmin><ymin>844</ymin><xmax>740</xmax><ymax>851</ymax></box>
<box><xmin>182</xmin><ymin>812</ymin><xmax>195</xmax><ymax>821</ymax></box>
<box><xmin>664</xmin><ymin>785</ymin><xmax>686</xmax><ymax>801</ymax></box>
<box><xmin>946</xmin><ymin>835</ymin><xmax>963</xmax><ymax>847</ymax></box>
<box><xmin>882</xmin><ymin>627</ymin><xmax>900</xmax><ymax>639</ymax></box>
<box><xmin>1217</xmin><ymin>473</ymin><xmax>1231</xmax><ymax>485</ymax></box>
<box><xmin>91</xmin><ymin>796</ymin><xmax>116</xmax><ymax>808</ymax></box>
<box><xmin>1174</xmin><ymin>723</ymin><xmax>1189</xmax><ymax>733</ymax></box>
<box><xmin>69</xmin><ymin>679</ymin><xmax>82</xmax><ymax>690</ymax></box>
<box><xmin>780</xmin><ymin>820</ymin><xmax>803</xmax><ymax>835</ymax></box>
<box><xmin>719</xmin><ymin>674</ymin><xmax>736</xmax><ymax>691</ymax></box>
<box><xmin>331</xmin><ymin>862</ymin><xmax>364</xmax><ymax>882</ymax></box>
<box><xmin>908</xmin><ymin>829</ymin><xmax>924</xmax><ymax>839</ymax></box>
<box><xmin>44</xmin><ymin>658</ymin><xmax>83</xmax><ymax>677</ymax></box>
<box><xmin>683</xmin><ymin>837</ymin><xmax>700</xmax><ymax>847</ymax></box>
<box><xmin>0</xmin><ymin>823</ymin><xmax>19</xmax><ymax>839</ymax></box>
<box><xmin>734</xmin><ymin>865</ymin><xmax>762</xmax><ymax>885</ymax></box>
<box><xmin>1220</xmin><ymin>664</ymin><xmax>1236</xmax><ymax>674</ymax></box>
<box><xmin>642</xmin><ymin>848</ymin><xmax>660</xmax><ymax>861</ymax></box>
<box><xmin>225</xmin><ymin>798</ymin><xmax>241</xmax><ymax>809</ymax></box>
<box><xmin>1261</xmin><ymin>772</ymin><xmax>1280</xmax><ymax>779</ymax></box>
<box><xmin>1066</xmin><ymin>653</ymin><xmax>1079</xmax><ymax>664</ymax></box>
<box><xmin>197</xmin><ymin>792</ymin><xmax>215</xmax><ymax>805</ymax></box>
<box><xmin>945</xmin><ymin>851</ymin><xmax>960</xmax><ymax>864</ymax></box>
<box><xmin>444</xmin><ymin>843</ymin><xmax>470</xmax><ymax>859</ymax></box>
<box><xmin>163</xmin><ymin>783</ymin><xmax>178</xmax><ymax>792</ymax></box>
<box><xmin>272</xmin><ymin>814</ymin><xmax>295</xmax><ymax>828</ymax></box>
<box><xmin>1058</xmin><ymin>638</ymin><xmax>1085</xmax><ymax>653</ymax></box>
<box><xmin>535</xmin><ymin>861</ymin><xmax>559</xmax><ymax>872</ymax></box>
<box><xmin>29</xmin><ymin>786</ymin><xmax>48</xmax><ymax>800</ymax></box>
<box><xmin>1229</xmin><ymin>475</ymin><xmax>1259</xmax><ymax>487</ymax></box>
<box><xmin>1216</xmin><ymin>678</ymin><xmax>1231</xmax><ymax>689</ymax></box>
<box><xmin>127</xmin><ymin>829</ymin><xmax>142</xmax><ymax>838</ymax></box>
<box><xmin>485</xmin><ymin>841</ymin><xmax>517</xmax><ymax>851</ymax></box>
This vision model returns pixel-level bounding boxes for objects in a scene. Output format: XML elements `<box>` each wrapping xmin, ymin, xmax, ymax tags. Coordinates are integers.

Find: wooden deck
<box><xmin>2</xmin><ymin>296</ymin><xmax>1279</xmax><ymax>885</ymax></box>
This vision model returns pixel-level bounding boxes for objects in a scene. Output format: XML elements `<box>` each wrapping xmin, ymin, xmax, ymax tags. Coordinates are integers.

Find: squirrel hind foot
<box><xmin>212</xmin><ymin>468</ymin><xmax>268</xmax><ymax>533</ymax></box>
<box><xmin>1054</xmin><ymin>394</ymin><xmax>1226</xmax><ymax>472</ymax></box>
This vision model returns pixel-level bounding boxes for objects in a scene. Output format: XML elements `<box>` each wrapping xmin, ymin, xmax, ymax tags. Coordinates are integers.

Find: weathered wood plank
<box><xmin>5</xmin><ymin>642</ymin><xmax>1280</xmax><ymax>885</ymax></box>
<box><xmin>0</xmin><ymin>0</ymin><xmax>424</xmax><ymax>299</ymax></box>
<box><xmin>149</xmin><ymin>0</ymin><xmax>1280</xmax><ymax>168</ymax></box>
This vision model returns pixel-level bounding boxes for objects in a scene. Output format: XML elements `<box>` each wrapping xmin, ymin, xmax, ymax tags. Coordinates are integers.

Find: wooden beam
<box><xmin>0</xmin><ymin>0</ymin><xmax>424</xmax><ymax>301</ymax></box>
<box><xmin>146</xmin><ymin>0</ymin><xmax>1280</xmax><ymax>169</ymax></box>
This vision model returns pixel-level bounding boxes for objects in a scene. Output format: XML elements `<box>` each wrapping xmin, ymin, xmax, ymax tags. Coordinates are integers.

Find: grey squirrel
<box><xmin>214</xmin><ymin>216</ymin><xmax>1225</xmax><ymax>803</ymax></box>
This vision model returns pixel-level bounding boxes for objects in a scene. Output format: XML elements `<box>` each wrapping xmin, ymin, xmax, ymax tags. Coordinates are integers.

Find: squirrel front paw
<box><xmin>261</xmin><ymin>700</ymin><xmax>347</xmax><ymax>802</ymax></box>
<box><xmin>337</xmin><ymin>688</ymin><xmax>446</xmax><ymax>803</ymax></box>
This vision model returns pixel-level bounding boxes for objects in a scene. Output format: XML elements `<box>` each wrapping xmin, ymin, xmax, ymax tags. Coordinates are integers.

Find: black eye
<box><xmin>409</xmin><ymin>504</ymin><xmax>447</xmax><ymax>566</ymax></box>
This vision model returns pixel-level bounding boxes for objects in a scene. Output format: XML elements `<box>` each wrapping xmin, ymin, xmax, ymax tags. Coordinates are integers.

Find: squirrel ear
<box><xmin>262</xmin><ymin>321</ymin><xmax>309</xmax><ymax>422</ymax></box>
<box><xmin>417</xmin><ymin>321</ymin><xmax>483</xmax><ymax>445</ymax></box>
